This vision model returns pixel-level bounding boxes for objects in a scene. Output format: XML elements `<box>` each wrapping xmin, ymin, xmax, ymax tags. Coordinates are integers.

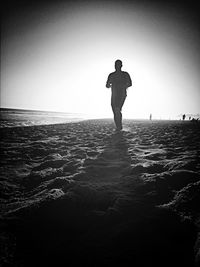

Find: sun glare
<box><xmin>1</xmin><ymin>1</ymin><xmax>199</xmax><ymax>119</ymax></box>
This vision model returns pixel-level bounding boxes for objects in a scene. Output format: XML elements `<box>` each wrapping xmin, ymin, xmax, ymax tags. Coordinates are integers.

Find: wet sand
<box><xmin>0</xmin><ymin>119</ymin><xmax>200</xmax><ymax>266</ymax></box>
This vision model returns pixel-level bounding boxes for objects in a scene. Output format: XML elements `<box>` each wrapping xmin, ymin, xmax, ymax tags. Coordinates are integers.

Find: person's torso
<box><xmin>110</xmin><ymin>71</ymin><xmax>128</xmax><ymax>96</ymax></box>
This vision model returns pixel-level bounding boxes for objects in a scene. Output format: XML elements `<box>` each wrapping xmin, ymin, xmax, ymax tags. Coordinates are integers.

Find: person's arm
<box><xmin>126</xmin><ymin>73</ymin><xmax>132</xmax><ymax>88</ymax></box>
<box><xmin>106</xmin><ymin>74</ymin><xmax>112</xmax><ymax>88</ymax></box>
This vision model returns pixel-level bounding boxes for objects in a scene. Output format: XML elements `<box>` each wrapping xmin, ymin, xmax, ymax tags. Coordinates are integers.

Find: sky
<box><xmin>1</xmin><ymin>0</ymin><xmax>200</xmax><ymax>119</ymax></box>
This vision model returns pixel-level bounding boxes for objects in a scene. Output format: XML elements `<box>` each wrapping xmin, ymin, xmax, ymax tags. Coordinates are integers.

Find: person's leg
<box><xmin>117</xmin><ymin>95</ymin><xmax>126</xmax><ymax>130</ymax></box>
<box><xmin>111</xmin><ymin>96</ymin><xmax>118</xmax><ymax>128</ymax></box>
<box><xmin>119</xmin><ymin>94</ymin><xmax>126</xmax><ymax>111</ymax></box>
<box><xmin>111</xmin><ymin>94</ymin><xmax>126</xmax><ymax>130</ymax></box>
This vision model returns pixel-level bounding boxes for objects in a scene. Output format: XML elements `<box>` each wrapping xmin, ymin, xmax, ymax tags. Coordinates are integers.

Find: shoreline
<box><xmin>0</xmin><ymin>117</ymin><xmax>195</xmax><ymax>129</ymax></box>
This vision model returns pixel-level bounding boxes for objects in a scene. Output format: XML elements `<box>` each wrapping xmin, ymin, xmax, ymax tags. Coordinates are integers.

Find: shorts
<box><xmin>111</xmin><ymin>94</ymin><xmax>126</xmax><ymax>111</ymax></box>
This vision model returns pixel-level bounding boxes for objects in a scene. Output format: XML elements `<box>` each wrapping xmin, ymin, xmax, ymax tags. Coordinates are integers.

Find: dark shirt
<box><xmin>106</xmin><ymin>71</ymin><xmax>132</xmax><ymax>97</ymax></box>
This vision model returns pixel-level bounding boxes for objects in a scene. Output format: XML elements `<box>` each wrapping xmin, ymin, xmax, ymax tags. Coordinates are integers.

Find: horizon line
<box><xmin>1</xmin><ymin>106</ymin><xmax>200</xmax><ymax>120</ymax></box>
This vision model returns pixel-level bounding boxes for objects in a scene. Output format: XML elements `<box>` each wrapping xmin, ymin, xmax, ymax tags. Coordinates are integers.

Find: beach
<box><xmin>0</xmin><ymin>119</ymin><xmax>200</xmax><ymax>266</ymax></box>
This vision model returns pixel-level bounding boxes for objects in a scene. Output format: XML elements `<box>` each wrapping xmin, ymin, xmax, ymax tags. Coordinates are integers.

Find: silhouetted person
<box><xmin>150</xmin><ymin>114</ymin><xmax>152</xmax><ymax>121</ymax></box>
<box><xmin>192</xmin><ymin>117</ymin><xmax>200</xmax><ymax>123</ymax></box>
<box><xmin>182</xmin><ymin>114</ymin><xmax>186</xmax><ymax>121</ymax></box>
<box><xmin>106</xmin><ymin>60</ymin><xmax>132</xmax><ymax>131</ymax></box>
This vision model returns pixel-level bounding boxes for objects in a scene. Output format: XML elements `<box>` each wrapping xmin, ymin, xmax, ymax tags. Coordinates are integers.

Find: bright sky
<box><xmin>1</xmin><ymin>0</ymin><xmax>200</xmax><ymax>119</ymax></box>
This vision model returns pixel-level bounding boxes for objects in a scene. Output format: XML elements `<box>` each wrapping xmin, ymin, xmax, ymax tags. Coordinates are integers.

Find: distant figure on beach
<box><xmin>191</xmin><ymin>117</ymin><xmax>199</xmax><ymax>123</ymax></box>
<box><xmin>106</xmin><ymin>60</ymin><xmax>132</xmax><ymax>131</ymax></box>
<box><xmin>182</xmin><ymin>114</ymin><xmax>186</xmax><ymax>121</ymax></box>
<box><xmin>150</xmin><ymin>114</ymin><xmax>152</xmax><ymax>121</ymax></box>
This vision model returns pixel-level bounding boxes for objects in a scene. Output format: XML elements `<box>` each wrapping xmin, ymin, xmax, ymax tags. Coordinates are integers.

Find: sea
<box><xmin>0</xmin><ymin>108</ymin><xmax>88</xmax><ymax>128</ymax></box>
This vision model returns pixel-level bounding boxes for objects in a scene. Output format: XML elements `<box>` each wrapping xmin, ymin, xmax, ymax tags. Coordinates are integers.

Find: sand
<box><xmin>0</xmin><ymin>119</ymin><xmax>200</xmax><ymax>266</ymax></box>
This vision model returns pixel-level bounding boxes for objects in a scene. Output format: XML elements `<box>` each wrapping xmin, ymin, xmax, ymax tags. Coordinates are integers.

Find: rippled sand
<box><xmin>0</xmin><ymin>119</ymin><xmax>200</xmax><ymax>266</ymax></box>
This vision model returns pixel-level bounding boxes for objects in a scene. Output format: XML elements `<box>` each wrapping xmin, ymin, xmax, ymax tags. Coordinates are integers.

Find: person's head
<box><xmin>115</xmin><ymin>59</ymin><xmax>122</xmax><ymax>71</ymax></box>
